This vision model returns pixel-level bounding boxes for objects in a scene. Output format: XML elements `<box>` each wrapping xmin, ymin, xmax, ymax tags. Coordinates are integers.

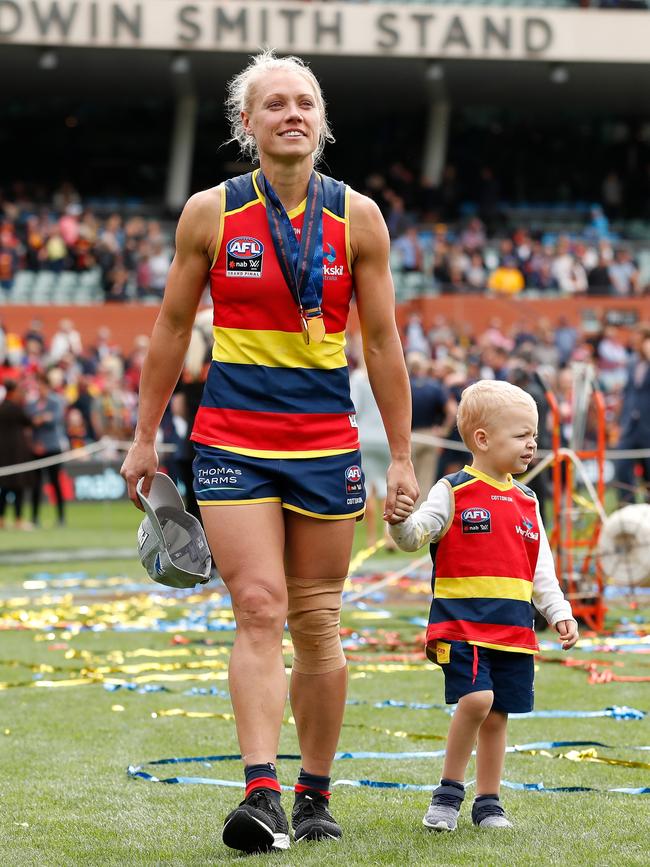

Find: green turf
<box><xmin>0</xmin><ymin>503</ymin><xmax>648</xmax><ymax>865</ymax></box>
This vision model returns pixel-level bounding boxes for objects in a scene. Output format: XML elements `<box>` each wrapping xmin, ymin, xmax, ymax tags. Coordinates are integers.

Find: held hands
<box><xmin>383</xmin><ymin>457</ymin><xmax>418</xmax><ymax>525</ymax></box>
<box><xmin>555</xmin><ymin>619</ymin><xmax>579</xmax><ymax>650</ymax></box>
<box><xmin>385</xmin><ymin>491</ymin><xmax>416</xmax><ymax>525</ymax></box>
<box><xmin>120</xmin><ymin>440</ymin><xmax>159</xmax><ymax>511</ymax></box>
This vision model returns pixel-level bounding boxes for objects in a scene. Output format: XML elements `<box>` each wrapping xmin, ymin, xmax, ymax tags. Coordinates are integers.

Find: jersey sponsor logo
<box><xmin>323</xmin><ymin>242</ymin><xmax>344</xmax><ymax>279</ymax></box>
<box><xmin>226</xmin><ymin>236</ymin><xmax>264</xmax><ymax>278</ymax></box>
<box><xmin>516</xmin><ymin>515</ymin><xmax>539</xmax><ymax>541</ymax></box>
<box><xmin>348</xmin><ymin>413</ymin><xmax>358</xmax><ymax>428</ymax></box>
<box><xmin>345</xmin><ymin>464</ymin><xmax>363</xmax><ymax>494</ymax></box>
<box><xmin>461</xmin><ymin>506</ymin><xmax>491</xmax><ymax>534</ymax></box>
<box><xmin>197</xmin><ymin>466</ymin><xmax>243</xmax><ymax>486</ymax></box>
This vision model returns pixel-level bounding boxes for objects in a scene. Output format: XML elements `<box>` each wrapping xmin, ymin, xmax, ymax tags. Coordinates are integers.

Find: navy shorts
<box><xmin>192</xmin><ymin>444</ymin><xmax>366</xmax><ymax>520</ymax></box>
<box><xmin>434</xmin><ymin>640</ymin><xmax>534</xmax><ymax>714</ymax></box>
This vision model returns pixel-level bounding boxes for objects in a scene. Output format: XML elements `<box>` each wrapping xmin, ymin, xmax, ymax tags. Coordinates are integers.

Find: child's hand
<box><xmin>555</xmin><ymin>619</ymin><xmax>579</xmax><ymax>650</ymax></box>
<box><xmin>384</xmin><ymin>490</ymin><xmax>415</xmax><ymax>525</ymax></box>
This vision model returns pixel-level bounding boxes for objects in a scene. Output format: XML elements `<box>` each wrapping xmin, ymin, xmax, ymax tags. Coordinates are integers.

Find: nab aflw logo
<box><xmin>226</xmin><ymin>236</ymin><xmax>264</xmax><ymax>278</ymax></box>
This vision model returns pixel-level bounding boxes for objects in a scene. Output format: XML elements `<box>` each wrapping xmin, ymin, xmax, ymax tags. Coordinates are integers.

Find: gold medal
<box><xmin>304</xmin><ymin>308</ymin><xmax>326</xmax><ymax>344</ymax></box>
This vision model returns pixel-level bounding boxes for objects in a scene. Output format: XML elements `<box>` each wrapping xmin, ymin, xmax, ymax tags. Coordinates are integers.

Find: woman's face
<box><xmin>242</xmin><ymin>69</ymin><xmax>321</xmax><ymax>163</ymax></box>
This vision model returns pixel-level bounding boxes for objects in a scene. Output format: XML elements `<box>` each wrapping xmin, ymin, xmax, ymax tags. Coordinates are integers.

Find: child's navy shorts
<box><xmin>434</xmin><ymin>640</ymin><xmax>534</xmax><ymax>714</ymax></box>
<box><xmin>192</xmin><ymin>444</ymin><xmax>366</xmax><ymax>521</ymax></box>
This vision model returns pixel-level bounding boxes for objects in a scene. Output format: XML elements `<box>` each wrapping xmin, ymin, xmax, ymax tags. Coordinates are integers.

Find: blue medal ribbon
<box><xmin>259</xmin><ymin>170</ymin><xmax>324</xmax><ymax>342</ymax></box>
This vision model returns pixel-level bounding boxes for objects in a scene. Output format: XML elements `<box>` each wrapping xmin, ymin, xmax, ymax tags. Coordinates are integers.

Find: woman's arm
<box><xmin>121</xmin><ymin>187</ymin><xmax>220</xmax><ymax>507</ymax></box>
<box><xmin>349</xmin><ymin>191</ymin><xmax>418</xmax><ymax>516</ymax></box>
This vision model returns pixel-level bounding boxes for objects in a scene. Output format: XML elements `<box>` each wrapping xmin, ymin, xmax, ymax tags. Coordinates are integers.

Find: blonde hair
<box><xmin>225</xmin><ymin>49</ymin><xmax>334</xmax><ymax>165</ymax></box>
<box><xmin>457</xmin><ymin>379</ymin><xmax>537</xmax><ymax>450</ymax></box>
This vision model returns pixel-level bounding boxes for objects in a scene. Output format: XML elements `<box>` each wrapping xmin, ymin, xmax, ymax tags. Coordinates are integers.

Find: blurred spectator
<box><xmin>0</xmin><ymin>378</ymin><xmax>34</xmax><ymax>530</ymax></box>
<box><xmin>615</xmin><ymin>332</ymin><xmax>650</xmax><ymax>504</ymax></box>
<box><xmin>609</xmin><ymin>248</ymin><xmax>640</xmax><ymax>296</ymax></box>
<box><xmin>26</xmin><ymin>372</ymin><xmax>69</xmax><ymax>527</ymax></box>
<box><xmin>69</xmin><ymin>375</ymin><xmax>102</xmax><ymax>442</ymax></box>
<box><xmin>147</xmin><ymin>240</ymin><xmax>172</xmax><ymax>298</ymax></box>
<box><xmin>349</xmin><ymin>356</ymin><xmax>396</xmax><ymax>550</ymax></box>
<box><xmin>551</xmin><ymin>237</ymin><xmax>588</xmax><ymax>295</ymax></box>
<box><xmin>588</xmin><ymin>254</ymin><xmax>615</xmax><ymax>295</ymax></box>
<box><xmin>487</xmin><ymin>256</ymin><xmax>525</xmax><ymax>295</ymax></box>
<box><xmin>393</xmin><ymin>227</ymin><xmax>424</xmax><ymax>273</ymax></box>
<box><xmin>50</xmin><ymin>319</ymin><xmax>83</xmax><ymax>363</ymax></box>
<box><xmin>408</xmin><ymin>352</ymin><xmax>457</xmax><ymax>504</ymax></box>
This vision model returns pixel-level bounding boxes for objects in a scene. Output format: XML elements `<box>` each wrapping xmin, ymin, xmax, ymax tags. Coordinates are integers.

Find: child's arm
<box><xmin>384</xmin><ymin>480</ymin><xmax>451</xmax><ymax>552</ymax></box>
<box><xmin>532</xmin><ymin>502</ymin><xmax>579</xmax><ymax>650</ymax></box>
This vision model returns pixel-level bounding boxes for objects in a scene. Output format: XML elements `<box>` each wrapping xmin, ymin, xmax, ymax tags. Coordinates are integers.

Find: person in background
<box><xmin>0</xmin><ymin>378</ymin><xmax>34</xmax><ymax>530</ymax></box>
<box><xmin>350</xmin><ymin>356</ymin><xmax>397</xmax><ymax>551</ymax></box>
<box><xmin>27</xmin><ymin>371</ymin><xmax>69</xmax><ymax>527</ymax></box>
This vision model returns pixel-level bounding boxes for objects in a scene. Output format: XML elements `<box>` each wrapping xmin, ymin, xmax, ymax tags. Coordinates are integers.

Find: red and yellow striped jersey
<box><xmin>191</xmin><ymin>170</ymin><xmax>359</xmax><ymax>459</ymax></box>
<box><xmin>427</xmin><ymin>467</ymin><xmax>542</xmax><ymax>655</ymax></box>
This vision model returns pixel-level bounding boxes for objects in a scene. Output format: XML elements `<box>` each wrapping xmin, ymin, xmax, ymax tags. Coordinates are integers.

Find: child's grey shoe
<box><xmin>422</xmin><ymin>782</ymin><xmax>465</xmax><ymax>832</ymax></box>
<box><xmin>471</xmin><ymin>796</ymin><xmax>513</xmax><ymax>829</ymax></box>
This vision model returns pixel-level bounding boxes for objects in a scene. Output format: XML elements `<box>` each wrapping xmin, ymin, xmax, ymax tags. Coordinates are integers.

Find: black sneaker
<box><xmin>292</xmin><ymin>790</ymin><xmax>342</xmax><ymax>842</ymax></box>
<box><xmin>222</xmin><ymin>788</ymin><xmax>290</xmax><ymax>854</ymax></box>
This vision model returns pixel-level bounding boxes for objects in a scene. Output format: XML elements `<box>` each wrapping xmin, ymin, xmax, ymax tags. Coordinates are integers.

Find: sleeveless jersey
<box><xmin>191</xmin><ymin>170</ymin><xmax>359</xmax><ymax>459</ymax></box>
<box><xmin>427</xmin><ymin>467</ymin><xmax>541</xmax><ymax>655</ymax></box>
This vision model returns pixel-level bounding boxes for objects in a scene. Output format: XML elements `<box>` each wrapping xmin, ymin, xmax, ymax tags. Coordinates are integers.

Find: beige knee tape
<box><xmin>286</xmin><ymin>574</ymin><xmax>347</xmax><ymax>675</ymax></box>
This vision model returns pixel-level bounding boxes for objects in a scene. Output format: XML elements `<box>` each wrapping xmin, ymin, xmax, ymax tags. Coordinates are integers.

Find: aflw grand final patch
<box><xmin>226</xmin><ymin>236</ymin><xmax>264</xmax><ymax>278</ymax></box>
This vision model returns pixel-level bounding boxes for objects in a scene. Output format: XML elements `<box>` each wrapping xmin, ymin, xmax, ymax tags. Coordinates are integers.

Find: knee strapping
<box><xmin>286</xmin><ymin>574</ymin><xmax>347</xmax><ymax>675</ymax></box>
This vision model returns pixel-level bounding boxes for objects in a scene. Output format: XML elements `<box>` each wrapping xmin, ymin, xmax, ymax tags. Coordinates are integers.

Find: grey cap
<box><xmin>136</xmin><ymin>472</ymin><xmax>211</xmax><ymax>589</ymax></box>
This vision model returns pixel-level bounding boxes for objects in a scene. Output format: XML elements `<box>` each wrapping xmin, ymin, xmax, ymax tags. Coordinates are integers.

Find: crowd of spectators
<box><xmin>1</xmin><ymin>178</ymin><xmax>648</xmax><ymax>302</ymax></box>
<box><xmin>0</xmin><ymin>182</ymin><xmax>173</xmax><ymax>302</ymax></box>
<box><xmin>1</xmin><ymin>305</ymin><xmax>648</xmax><ymax>524</ymax></box>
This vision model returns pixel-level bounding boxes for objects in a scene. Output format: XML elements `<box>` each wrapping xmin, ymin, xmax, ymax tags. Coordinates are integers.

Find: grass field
<box><xmin>1</xmin><ymin>502</ymin><xmax>649</xmax><ymax>866</ymax></box>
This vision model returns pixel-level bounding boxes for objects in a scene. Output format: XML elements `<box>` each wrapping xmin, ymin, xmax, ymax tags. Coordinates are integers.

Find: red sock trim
<box><xmin>295</xmin><ymin>783</ymin><xmax>331</xmax><ymax>799</ymax></box>
<box><xmin>246</xmin><ymin>777</ymin><xmax>281</xmax><ymax>798</ymax></box>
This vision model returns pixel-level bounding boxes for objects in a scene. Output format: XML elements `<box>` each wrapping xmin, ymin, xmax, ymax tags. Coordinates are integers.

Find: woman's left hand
<box><xmin>383</xmin><ymin>457</ymin><xmax>418</xmax><ymax>522</ymax></box>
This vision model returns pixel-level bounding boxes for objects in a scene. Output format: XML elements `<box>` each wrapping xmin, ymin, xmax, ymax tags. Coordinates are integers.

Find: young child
<box><xmin>386</xmin><ymin>379</ymin><xmax>578</xmax><ymax>831</ymax></box>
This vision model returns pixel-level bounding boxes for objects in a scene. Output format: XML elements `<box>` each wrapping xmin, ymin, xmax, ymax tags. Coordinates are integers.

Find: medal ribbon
<box><xmin>259</xmin><ymin>171</ymin><xmax>324</xmax><ymax>333</ymax></box>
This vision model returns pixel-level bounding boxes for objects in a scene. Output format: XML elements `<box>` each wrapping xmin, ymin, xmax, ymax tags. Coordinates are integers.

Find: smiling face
<box><xmin>473</xmin><ymin>403</ymin><xmax>539</xmax><ymax>481</ymax></box>
<box><xmin>241</xmin><ymin>69</ymin><xmax>321</xmax><ymax>165</ymax></box>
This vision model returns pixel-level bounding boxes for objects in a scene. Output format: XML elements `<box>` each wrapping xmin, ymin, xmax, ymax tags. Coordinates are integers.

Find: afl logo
<box><xmin>461</xmin><ymin>507</ymin><xmax>491</xmax><ymax>535</ymax></box>
<box><xmin>346</xmin><ymin>466</ymin><xmax>362</xmax><ymax>483</ymax></box>
<box><xmin>226</xmin><ymin>236</ymin><xmax>264</xmax><ymax>278</ymax></box>
<box><xmin>345</xmin><ymin>464</ymin><xmax>363</xmax><ymax>495</ymax></box>
<box><xmin>462</xmin><ymin>508</ymin><xmax>490</xmax><ymax>523</ymax></box>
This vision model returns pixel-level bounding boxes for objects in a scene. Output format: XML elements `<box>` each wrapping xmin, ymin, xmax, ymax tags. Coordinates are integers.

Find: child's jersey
<box><xmin>427</xmin><ymin>467</ymin><xmax>541</xmax><ymax>655</ymax></box>
<box><xmin>388</xmin><ymin>465</ymin><xmax>574</xmax><ymax>659</ymax></box>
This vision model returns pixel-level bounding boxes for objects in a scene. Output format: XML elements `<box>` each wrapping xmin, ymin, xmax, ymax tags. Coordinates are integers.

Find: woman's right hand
<box><xmin>120</xmin><ymin>440</ymin><xmax>159</xmax><ymax>510</ymax></box>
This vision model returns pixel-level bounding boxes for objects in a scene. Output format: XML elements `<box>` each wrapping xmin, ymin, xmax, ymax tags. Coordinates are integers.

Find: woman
<box><xmin>121</xmin><ymin>50</ymin><xmax>417</xmax><ymax>855</ymax></box>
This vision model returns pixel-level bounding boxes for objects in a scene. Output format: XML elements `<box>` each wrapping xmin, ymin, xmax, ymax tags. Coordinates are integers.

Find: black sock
<box><xmin>244</xmin><ymin>762</ymin><xmax>281</xmax><ymax>800</ymax></box>
<box><xmin>474</xmin><ymin>793</ymin><xmax>499</xmax><ymax>802</ymax></box>
<box><xmin>295</xmin><ymin>768</ymin><xmax>331</xmax><ymax>799</ymax></box>
<box><xmin>440</xmin><ymin>778</ymin><xmax>465</xmax><ymax>791</ymax></box>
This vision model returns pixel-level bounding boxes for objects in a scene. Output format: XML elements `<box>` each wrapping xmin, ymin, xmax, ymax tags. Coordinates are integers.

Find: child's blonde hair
<box><xmin>457</xmin><ymin>379</ymin><xmax>537</xmax><ymax>450</ymax></box>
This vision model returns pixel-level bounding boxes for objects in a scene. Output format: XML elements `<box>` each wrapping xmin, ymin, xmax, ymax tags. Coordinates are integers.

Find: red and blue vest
<box><xmin>427</xmin><ymin>466</ymin><xmax>541</xmax><ymax>656</ymax></box>
<box><xmin>191</xmin><ymin>170</ymin><xmax>359</xmax><ymax>459</ymax></box>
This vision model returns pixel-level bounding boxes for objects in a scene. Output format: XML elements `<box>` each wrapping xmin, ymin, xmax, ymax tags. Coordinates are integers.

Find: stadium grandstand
<box><xmin>1</xmin><ymin>0</ymin><xmax>649</xmax><ymax>509</ymax></box>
